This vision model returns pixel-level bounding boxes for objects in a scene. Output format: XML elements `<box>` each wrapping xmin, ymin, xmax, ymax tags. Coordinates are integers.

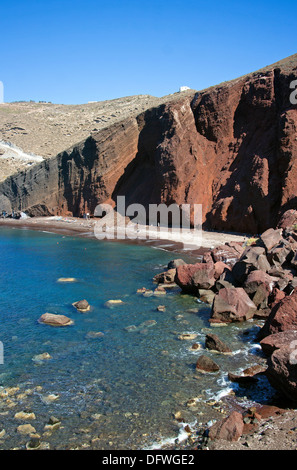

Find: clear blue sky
<box><xmin>1</xmin><ymin>0</ymin><xmax>296</xmax><ymax>104</ymax></box>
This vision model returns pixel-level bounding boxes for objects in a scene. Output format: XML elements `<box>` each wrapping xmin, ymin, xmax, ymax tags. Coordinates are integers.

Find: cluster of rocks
<box><xmin>153</xmin><ymin>210</ymin><xmax>297</xmax><ymax>441</ymax></box>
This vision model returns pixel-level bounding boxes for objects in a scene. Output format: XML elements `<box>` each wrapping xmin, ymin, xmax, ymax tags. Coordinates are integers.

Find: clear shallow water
<box><xmin>0</xmin><ymin>228</ymin><xmax>276</xmax><ymax>449</ymax></box>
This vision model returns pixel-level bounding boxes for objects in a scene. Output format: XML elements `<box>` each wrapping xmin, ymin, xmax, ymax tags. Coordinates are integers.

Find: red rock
<box><xmin>260</xmin><ymin>228</ymin><xmax>283</xmax><ymax>252</ymax></box>
<box><xmin>208</xmin><ymin>411</ymin><xmax>244</xmax><ymax>442</ymax></box>
<box><xmin>232</xmin><ymin>247</ymin><xmax>271</xmax><ymax>284</ymax></box>
<box><xmin>278</xmin><ymin>210</ymin><xmax>297</xmax><ymax>230</ymax></box>
<box><xmin>211</xmin><ymin>245</ymin><xmax>241</xmax><ymax>267</ymax></box>
<box><xmin>213</xmin><ymin>261</ymin><xmax>231</xmax><ymax>280</ymax></box>
<box><xmin>260</xmin><ymin>288</ymin><xmax>297</xmax><ymax>338</ymax></box>
<box><xmin>260</xmin><ymin>330</ymin><xmax>297</xmax><ymax>356</ymax></box>
<box><xmin>244</xmin><ymin>270</ymin><xmax>278</xmax><ymax>309</ymax></box>
<box><xmin>268</xmin><ymin>287</ymin><xmax>286</xmax><ymax>308</ymax></box>
<box><xmin>255</xmin><ymin>405</ymin><xmax>286</xmax><ymax>419</ymax></box>
<box><xmin>195</xmin><ymin>355</ymin><xmax>220</xmax><ymax>373</ymax></box>
<box><xmin>174</xmin><ymin>262</ymin><xmax>215</xmax><ymax>294</ymax></box>
<box><xmin>228</xmin><ymin>365</ymin><xmax>267</xmax><ymax>384</ymax></box>
<box><xmin>205</xmin><ymin>333</ymin><xmax>232</xmax><ymax>353</ymax></box>
<box><xmin>266</xmin><ymin>344</ymin><xmax>297</xmax><ymax>402</ymax></box>
<box><xmin>210</xmin><ymin>287</ymin><xmax>257</xmax><ymax>324</ymax></box>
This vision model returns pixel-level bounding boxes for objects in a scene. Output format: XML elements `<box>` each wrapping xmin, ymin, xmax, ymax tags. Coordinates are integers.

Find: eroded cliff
<box><xmin>0</xmin><ymin>54</ymin><xmax>296</xmax><ymax>233</ymax></box>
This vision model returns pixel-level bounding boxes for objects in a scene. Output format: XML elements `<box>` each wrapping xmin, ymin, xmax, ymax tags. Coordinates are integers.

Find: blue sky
<box><xmin>1</xmin><ymin>0</ymin><xmax>296</xmax><ymax>104</ymax></box>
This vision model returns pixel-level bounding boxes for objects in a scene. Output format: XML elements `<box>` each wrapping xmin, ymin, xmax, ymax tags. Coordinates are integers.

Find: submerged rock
<box><xmin>85</xmin><ymin>331</ymin><xmax>104</xmax><ymax>339</ymax></box>
<box><xmin>104</xmin><ymin>299</ymin><xmax>124</xmax><ymax>307</ymax></box>
<box><xmin>17</xmin><ymin>424</ymin><xmax>36</xmax><ymax>435</ymax></box>
<box><xmin>178</xmin><ymin>333</ymin><xmax>198</xmax><ymax>341</ymax></box>
<box><xmin>57</xmin><ymin>277</ymin><xmax>77</xmax><ymax>283</ymax></box>
<box><xmin>15</xmin><ymin>411</ymin><xmax>36</xmax><ymax>421</ymax></box>
<box><xmin>157</xmin><ymin>305</ymin><xmax>166</xmax><ymax>312</ymax></box>
<box><xmin>32</xmin><ymin>352</ymin><xmax>52</xmax><ymax>362</ymax></box>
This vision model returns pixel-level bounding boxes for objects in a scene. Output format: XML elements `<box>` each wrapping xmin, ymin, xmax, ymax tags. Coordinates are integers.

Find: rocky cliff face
<box><xmin>0</xmin><ymin>54</ymin><xmax>296</xmax><ymax>233</ymax></box>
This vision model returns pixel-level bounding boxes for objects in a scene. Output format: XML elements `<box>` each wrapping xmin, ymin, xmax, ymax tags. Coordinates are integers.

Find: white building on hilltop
<box><xmin>179</xmin><ymin>86</ymin><xmax>190</xmax><ymax>92</ymax></box>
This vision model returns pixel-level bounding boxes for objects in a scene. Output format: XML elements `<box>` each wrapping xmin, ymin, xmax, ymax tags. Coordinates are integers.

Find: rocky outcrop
<box><xmin>1</xmin><ymin>54</ymin><xmax>297</xmax><ymax>232</ymax></box>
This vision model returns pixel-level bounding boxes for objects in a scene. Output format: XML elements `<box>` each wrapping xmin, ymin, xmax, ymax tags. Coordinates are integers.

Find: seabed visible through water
<box><xmin>0</xmin><ymin>227</ymin><xmax>276</xmax><ymax>450</ymax></box>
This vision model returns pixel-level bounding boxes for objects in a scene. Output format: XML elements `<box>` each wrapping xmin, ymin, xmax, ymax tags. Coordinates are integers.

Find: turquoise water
<box><xmin>0</xmin><ymin>228</ymin><xmax>275</xmax><ymax>450</ymax></box>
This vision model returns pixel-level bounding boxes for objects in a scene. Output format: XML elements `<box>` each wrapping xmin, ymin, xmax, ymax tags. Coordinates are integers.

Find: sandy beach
<box><xmin>0</xmin><ymin>216</ymin><xmax>251</xmax><ymax>256</ymax></box>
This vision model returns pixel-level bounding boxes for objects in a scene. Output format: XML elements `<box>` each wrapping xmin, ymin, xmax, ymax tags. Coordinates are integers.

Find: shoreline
<box><xmin>0</xmin><ymin>216</ymin><xmax>251</xmax><ymax>258</ymax></box>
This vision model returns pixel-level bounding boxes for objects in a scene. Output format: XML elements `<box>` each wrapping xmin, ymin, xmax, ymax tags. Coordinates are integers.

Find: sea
<box><xmin>0</xmin><ymin>227</ymin><xmax>277</xmax><ymax>450</ymax></box>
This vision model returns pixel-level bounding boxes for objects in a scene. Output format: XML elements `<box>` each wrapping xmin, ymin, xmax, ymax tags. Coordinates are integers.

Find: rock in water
<box><xmin>38</xmin><ymin>313</ymin><xmax>73</xmax><ymax>326</ymax></box>
<box><xmin>104</xmin><ymin>300</ymin><xmax>124</xmax><ymax>307</ymax></box>
<box><xmin>205</xmin><ymin>333</ymin><xmax>232</xmax><ymax>353</ymax></box>
<box><xmin>72</xmin><ymin>299</ymin><xmax>90</xmax><ymax>312</ymax></box>
<box><xmin>57</xmin><ymin>278</ymin><xmax>77</xmax><ymax>283</ymax></box>
<box><xmin>196</xmin><ymin>355</ymin><xmax>220</xmax><ymax>373</ymax></box>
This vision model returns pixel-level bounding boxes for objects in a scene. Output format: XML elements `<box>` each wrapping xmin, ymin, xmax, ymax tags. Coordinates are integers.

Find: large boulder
<box><xmin>260</xmin><ymin>228</ymin><xmax>283</xmax><ymax>252</ymax></box>
<box><xmin>210</xmin><ymin>287</ymin><xmax>257</xmax><ymax>324</ymax></box>
<box><xmin>38</xmin><ymin>313</ymin><xmax>73</xmax><ymax>326</ymax></box>
<box><xmin>196</xmin><ymin>355</ymin><xmax>220</xmax><ymax>373</ymax></box>
<box><xmin>210</xmin><ymin>244</ymin><xmax>243</xmax><ymax>267</ymax></box>
<box><xmin>232</xmin><ymin>246</ymin><xmax>271</xmax><ymax>284</ymax></box>
<box><xmin>259</xmin><ymin>288</ymin><xmax>297</xmax><ymax>339</ymax></box>
<box><xmin>267</xmin><ymin>240</ymin><xmax>294</xmax><ymax>267</ymax></box>
<box><xmin>205</xmin><ymin>333</ymin><xmax>232</xmax><ymax>353</ymax></box>
<box><xmin>243</xmin><ymin>270</ymin><xmax>278</xmax><ymax>309</ymax></box>
<box><xmin>260</xmin><ymin>330</ymin><xmax>297</xmax><ymax>356</ymax></box>
<box><xmin>208</xmin><ymin>411</ymin><xmax>244</xmax><ymax>442</ymax></box>
<box><xmin>174</xmin><ymin>262</ymin><xmax>215</xmax><ymax>294</ymax></box>
<box><xmin>266</xmin><ymin>344</ymin><xmax>297</xmax><ymax>402</ymax></box>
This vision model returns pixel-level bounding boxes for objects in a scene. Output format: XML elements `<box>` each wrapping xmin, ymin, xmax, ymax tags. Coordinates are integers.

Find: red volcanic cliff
<box><xmin>0</xmin><ymin>54</ymin><xmax>296</xmax><ymax>233</ymax></box>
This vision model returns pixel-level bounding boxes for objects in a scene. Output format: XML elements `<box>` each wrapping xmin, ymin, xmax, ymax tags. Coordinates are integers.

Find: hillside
<box><xmin>0</xmin><ymin>53</ymin><xmax>296</xmax><ymax>233</ymax></box>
